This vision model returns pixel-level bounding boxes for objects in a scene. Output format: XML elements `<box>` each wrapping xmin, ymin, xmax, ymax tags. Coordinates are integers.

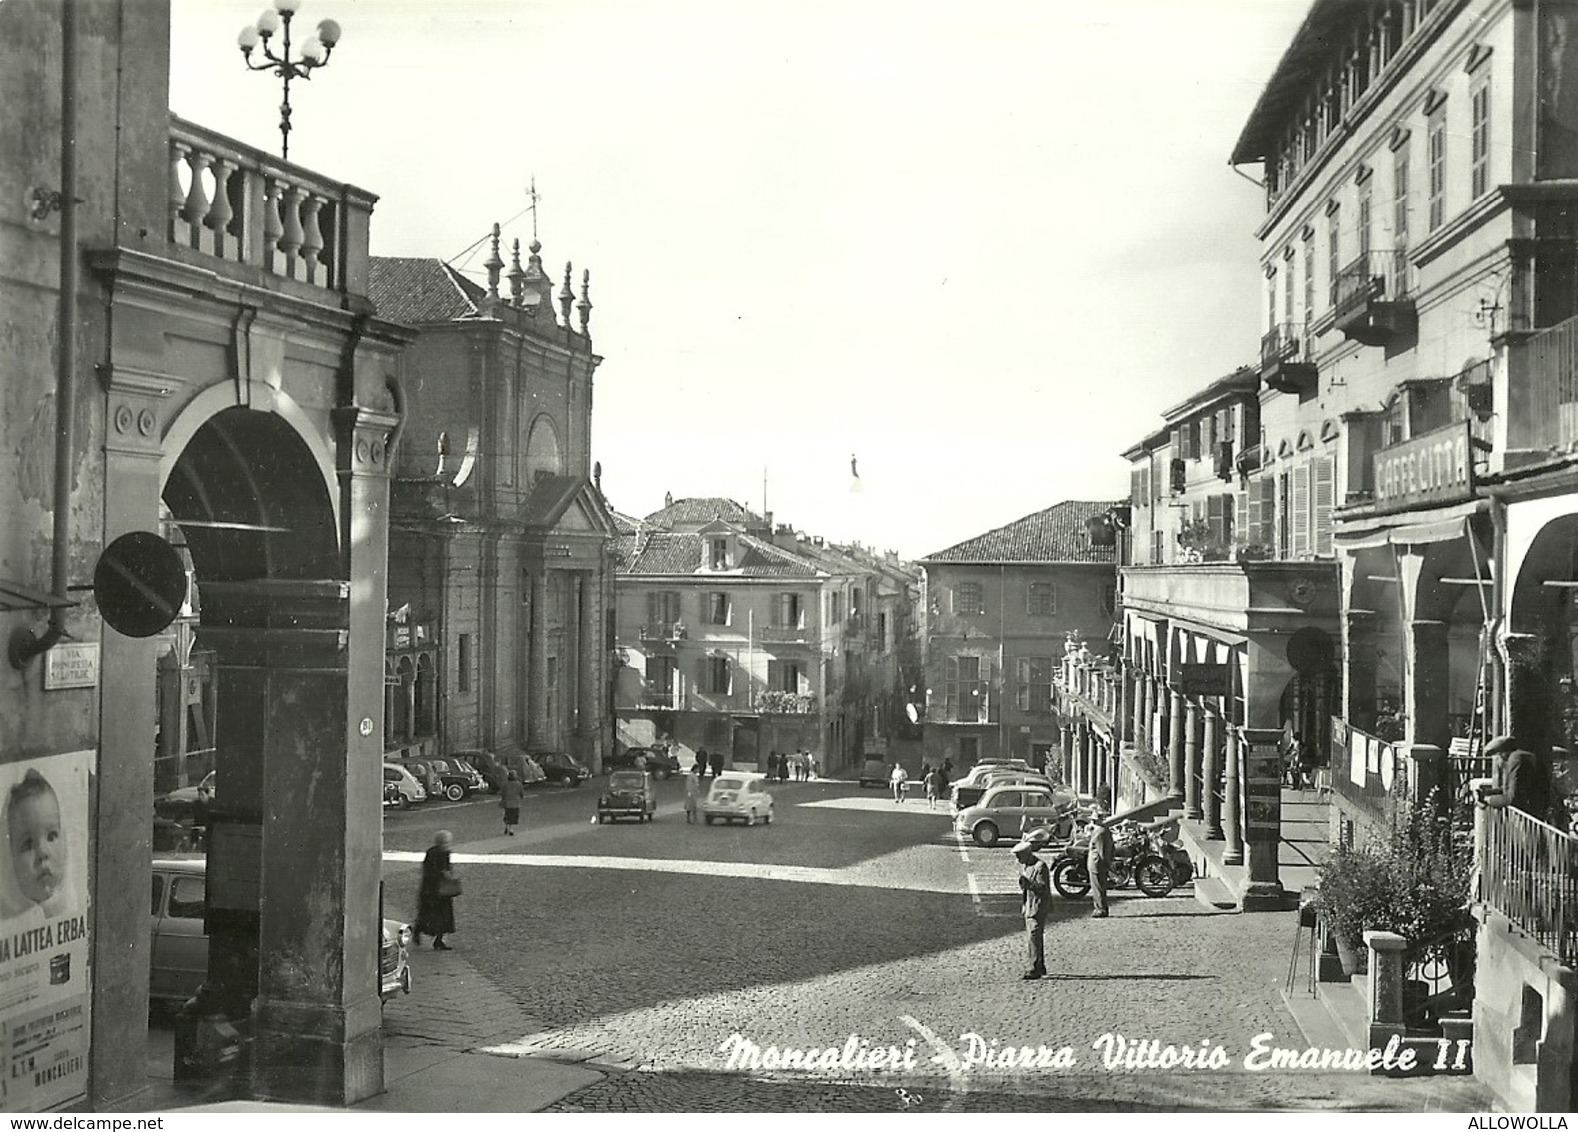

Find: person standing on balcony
<box><xmin>1477</xmin><ymin>735</ymin><xmax>1553</xmax><ymax>821</ymax></box>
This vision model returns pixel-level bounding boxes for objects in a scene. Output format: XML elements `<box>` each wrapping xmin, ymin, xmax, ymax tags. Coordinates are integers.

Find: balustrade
<box><xmin>167</xmin><ymin>115</ymin><xmax>370</xmax><ymax>292</ymax></box>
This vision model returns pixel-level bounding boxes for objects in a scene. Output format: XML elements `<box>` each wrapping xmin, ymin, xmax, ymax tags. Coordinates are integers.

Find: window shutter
<box><xmin>1292</xmin><ymin>463</ymin><xmax>1311</xmax><ymax>558</ymax></box>
<box><xmin>1235</xmin><ymin>491</ymin><xmax>1249</xmax><ymax>554</ymax></box>
<box><xmin>1313</xmin><ymin>456</ymin><xmax>1335</xmax><ymax>555</ymax></box>
<box><xmin>1202</xmin><ymin>415</ymin><xmax>1216</xmax><ymax>454</ymax></box>
<box><xmin>1261</xmin><ymin>477</ymin><xmax>1279</xmax><ymax>555</ymax></box>
<box><xmin>1170</xmin><ymin>427</ymin><xmax>1182</xmax><ymax>460</ymax></box>
<box><xmin>1221</xmin><ymin>408</ymin><xmax>1236</xmax><ymax>448</ymax></box>
<box><xmin>724</xmin><ymin>658</ymin><xmax>734</xmax><ymax>696</ymax></box>
<box><xmin>1246</xmin><ymin>479</ymin><xmax>1263</xmax><ymax>549</ymax></box>
<box><xmin>1151</xmin><ymin>457</ymin><xmax>1163</xmax><ymax>501</ymax></box>
<box><xmin>1206</xmin><ymin>494</ymin><xmax>1226</xmax><ymax>549</ymax></box>
<box><xmin>767</xmin><ymin>659</ymin><xmax>780</xmax><ymax>693</ymax></box>
<box><xmin>696</xmin><ymin>658</ymin><xmax>708</xmax><ymax>694</ymax></box>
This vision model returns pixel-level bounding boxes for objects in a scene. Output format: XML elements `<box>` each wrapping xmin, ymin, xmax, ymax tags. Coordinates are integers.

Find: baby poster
<box><xmin>0</xmin><ymin>750</ymin><xmax>92</xmax><ymax>1112</ymax></box>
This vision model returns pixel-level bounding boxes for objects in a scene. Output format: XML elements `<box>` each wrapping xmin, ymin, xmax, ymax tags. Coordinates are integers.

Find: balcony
<box><xmin>758</xmin><ymin>624</ymin><xmax>812</xmax><ymax>644</ymax></box>
<box><xmin>1506</xmin><ymin>313</ymin><xmax>1578</xmax><ymax>461</ymax></box>
<box><xmin>1259</xmin><ymin>322</ymin><xmax>1318</xmax><ymax>396</ymax></box>
<box><xmin>638</xmin><ymin>622</ymin><xmax>687</xmax><ymax>643</ymax></box>
<box><xmin>1055</xmin><ymin>656</ymin><xmax>1119</xmax><ymax>729</ymax></box>
<box><xmin>165</xmin><ymin>115</ymin><xmax>374</xmax><ymax>298</ymax></box>
<box><xmin>636</xmin><ymin>686</ymin><xmax>679</xmax><ymax>710</ymax></box>
<box><xmin>1332</xmin><ymin>250</ymin><xmax>1416</xmax><ymax>346</ymax></box>
<box><xmin>755</xmin><ymin>691</ymin><xmax>818</xmax><ymax>715</ymax></box>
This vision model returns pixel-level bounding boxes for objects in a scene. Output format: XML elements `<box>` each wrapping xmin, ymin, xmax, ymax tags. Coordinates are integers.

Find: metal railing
<box><xmin>1260</xmin><ymin>322</ymin><xmax>1310</xmax><ymax>366</ymax></box>
<box><xmin>758</xmin><ymin>624</ymin><xmax>811</xmax><ymax>644</ymax></box>
<box><xmin>638</xmin><ymin>621</ymin><xmax>686</xmax><ymax>642</ymax></box>
<box><xmin>1333</xmin><ymin>250</ymin><xmax>1412</xmax><ymax>322</ymax></box>
<box><xmin>1481</xmin><ymin>804</ymin><xmax>1578</xmax><ymax>967</ymax></box>
<box><xmin>1509</xmin><ymin>312</ymin><xmax>1578</xmax><ymax>454</ymax></box>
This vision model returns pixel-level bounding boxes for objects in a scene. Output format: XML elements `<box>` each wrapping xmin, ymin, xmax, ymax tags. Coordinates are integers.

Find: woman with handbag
<box><xmin>415</xmin><ymin>829</ymin><xmax>459</xmax><ymax>950</ymax></box>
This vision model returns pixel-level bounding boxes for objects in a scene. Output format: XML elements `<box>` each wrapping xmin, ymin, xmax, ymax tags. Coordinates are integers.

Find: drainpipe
<box><xmin>11</xmin><ymin>0</ymin><xmax>80</xmax><ymax>669</ymax></box>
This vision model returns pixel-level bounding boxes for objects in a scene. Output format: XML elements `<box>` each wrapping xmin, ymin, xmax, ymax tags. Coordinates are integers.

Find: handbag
<box><xmin>436</xmin><ymin>873</ymin><xmax>463</xmax><ymax>898</ymax></box>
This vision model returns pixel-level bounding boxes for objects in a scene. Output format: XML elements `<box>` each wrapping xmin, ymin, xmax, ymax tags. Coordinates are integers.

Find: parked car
<box><xmin>597</xmin><ymin>770</ymin><xmax>658</xmax><ymax>823</ymax></box>
<box><xmin>857</xmin><ymin>759</ymin><xmax>888</xmax><ymax>787</ymax></box>
<box><xmin>149</xmin><ymin>857</ymin><xmax>411</xmax><ymax>1009</ymax></box>
<box><xmin>426</xmin><ymin>756</ymin><xmax>487</xmax><ymax>800</ymax></box>
<box><xmin>391</xmin><ymin>758</ymin><xmax>444</xmax><ymax>799</ymax></box>
<box><xmin>702</xmin><ymin>773</ymin><xmax>774</xmax><ymax>826</ymax></box>
<box><xmin>495</xmin><ymin>751</ymin><xmax>548</xmax><ymax>786</ymax></box>
<box><xmin>952</xmin><ymin>770</ymin><xmax>1057</xmax><ymax>811</ymax></box>
<box><xmin>534</xmin><ymin>751</ymin><xmax>591</xmax><ymax>787</ymax></box>
<box><xmin>605</xmin><ymin>745</ymin><xmax>682</xmax><ymax>780</ymax></box>
<box><xmin>953</xmin><ymin>782</ymin><xmax>1078</xmax><ymax>847</ymax></box>
<box><xmin>382</xmin><ymin>763</ymin><xmax>427</xmax><ymax>809</ymax></box>
<box><xmin>154</xmin><ymin>770</ymin><xmax>215</xmax><ymax>818</ymax></box>
<box><xmin>450</xmin><ymin>749</ymin><xmax>507</xmax><ymax>793</ymax></box>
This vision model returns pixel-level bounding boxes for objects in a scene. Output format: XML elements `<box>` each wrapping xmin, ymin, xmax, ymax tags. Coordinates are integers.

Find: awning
<box><xmin>1333</xmin><ymin>499</ymin><xmax>1486</xmax><ymax>550</ymax></box>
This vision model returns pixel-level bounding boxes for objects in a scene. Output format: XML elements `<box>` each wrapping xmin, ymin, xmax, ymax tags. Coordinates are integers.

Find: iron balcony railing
<box><xmin>1333</xmin><ymin>250</ymin><xmax>1413</xmax><ymax>322</ymax></box>
<box><xmin>638</xmin><ymin>621</ymin><xmax>686</xmax><ymax>642</ymax></box>
<box><xmin>1481</xmin><ymin>804</ymin><xmax>1578</xmax><ymax>967</ymax></box>
<box><xmin>1509</xmin><ymin>312</ymin><xmax>1578</xmax><ymax>454</ymax></box>
<box><xmin>1260</xmin><ymin>322</ymin><xmax>1311</xmax><ymax>366</ymax></box>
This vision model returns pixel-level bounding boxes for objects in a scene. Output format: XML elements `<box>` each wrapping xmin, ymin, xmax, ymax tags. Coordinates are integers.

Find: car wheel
<box><xmin>397</xmin><ymin>796</ymin><xmax>411</xmax><ymax>811</ymax></box>
<box><xmin>764</xmin><ymin>809</ymin><xmax>773</xmax><ymax>825</ymax></box>
<box><xmin>972</xmin><ymin>821</ymin><xmax>999</xmax><ymax>847</ymax></box>
<box><xmin>704</xmin><ymin>815</ymin><xmax>715</xmax><ymax>825</ymax></box>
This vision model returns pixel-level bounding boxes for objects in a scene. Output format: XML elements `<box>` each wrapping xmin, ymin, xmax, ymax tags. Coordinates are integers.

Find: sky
<box><xmin>169</xmin><ymin>0</ymin><xmax>1312</xmax><ymax>560</ymax></box>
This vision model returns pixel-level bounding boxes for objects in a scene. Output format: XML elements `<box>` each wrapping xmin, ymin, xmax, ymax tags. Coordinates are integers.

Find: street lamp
<box><xmin>237</xmin><ymin>0</ymin><xmax>342</xmax><ymax>161</ymax></box>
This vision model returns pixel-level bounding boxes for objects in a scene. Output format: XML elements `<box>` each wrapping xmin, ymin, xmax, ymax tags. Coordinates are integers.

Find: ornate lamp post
<box><xmin>237</xmin><ymin>0</ymin><xmax>342</xmax><ymax>161</ymax></box>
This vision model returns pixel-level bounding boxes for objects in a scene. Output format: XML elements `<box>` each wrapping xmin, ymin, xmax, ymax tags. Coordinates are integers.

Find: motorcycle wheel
<box><xmin>1109</xmin><ymin>860</ymin><xmax>1134</xmax><ymax>889</ymax></box>
<box><xmin>1135</xmin><ymin>856</ymin><xmax>1176</xmax><ymax>898</ymax></box>
<box><xmin>1051</xmin><ymin>858</ymin><xmax>1091</xmax><ymax>899</ymax></box>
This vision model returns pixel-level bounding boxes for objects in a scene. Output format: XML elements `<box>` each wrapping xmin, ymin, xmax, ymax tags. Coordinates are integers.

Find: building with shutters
<box><xmin>917</xmin><ymin>501</ymin><xmax>1121</xmax><ymax>776</ymax></box>
<box><xmin>610</xmin><ymin>497</ymin><xmax>913</xmax><ymax>772</ymax></box>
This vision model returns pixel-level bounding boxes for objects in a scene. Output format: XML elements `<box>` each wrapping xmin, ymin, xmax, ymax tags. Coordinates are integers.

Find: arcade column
<box><xmin>1183</xmin><ymin>700</ymin><xmax>1203</xmax><ymax>820</ymax></box>
<box><xmin>1202</xmin><ymin>710</ymin><xmax>1223</xmax><ymax>839</ymax></box>
<box><xmin>1238</xmin><ymin>726</ymin><xmax>1286</xmax><ymax>910</ymax></box>
<box><xmin>1168</xmin><ymin>689</ymin><xmax>1186</xmax><ymax>797</ymax></box>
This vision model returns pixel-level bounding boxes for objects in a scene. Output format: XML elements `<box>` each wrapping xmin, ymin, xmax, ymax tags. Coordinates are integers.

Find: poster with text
<box><xmin>0</xmin><ymin>749</ymin><xmax>92</xmax><ymax>1112</ymax></box>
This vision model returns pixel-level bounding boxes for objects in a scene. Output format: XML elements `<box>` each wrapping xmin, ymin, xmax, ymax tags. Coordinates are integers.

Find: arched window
<box><xmin>523</xmin><ymin>414</ymin><xmax>564</xmax><ymax>484</ymax></box>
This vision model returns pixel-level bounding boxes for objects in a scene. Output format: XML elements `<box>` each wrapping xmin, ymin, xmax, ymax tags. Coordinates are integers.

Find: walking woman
<box><xmin>415</xmin><ymin>829</ymin><xmax>458</xmax><ymax>950</ymax></box>
<box><xmin>500</xmin><ymin>771</ymin><xmax>523</xmax><ymax>836</ymax></box>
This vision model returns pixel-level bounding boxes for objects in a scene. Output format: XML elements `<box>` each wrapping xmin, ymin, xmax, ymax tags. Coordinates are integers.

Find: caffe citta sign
<box><xmin>1373</xmin><ymin>421</ymin><xmax>1473</xmax><ymax>509</ymax></box>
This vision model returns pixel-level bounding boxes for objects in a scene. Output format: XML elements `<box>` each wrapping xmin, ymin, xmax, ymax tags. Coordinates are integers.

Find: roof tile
<box><xmin>919</xmin><ymin>500</ymin><xmax>1121</xmax><ymax>564</ymax></box>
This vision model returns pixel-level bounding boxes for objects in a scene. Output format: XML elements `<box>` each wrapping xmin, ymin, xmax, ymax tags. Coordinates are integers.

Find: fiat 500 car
<box><xmin>597</xmin><ymin>770</ymin><xmax>657</xmax><ymax>823</ymax></box>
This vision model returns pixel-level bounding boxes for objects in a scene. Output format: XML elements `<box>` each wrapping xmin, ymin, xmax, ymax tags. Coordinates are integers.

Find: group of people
<box><xmin>889</xmin><ymin>760</ymin><xmax>953</xmax><ymax>807</ymax></box>
<box><xmin>762</xmin><ymin>749</ymin><xmax>817</xmax><ymax>783</ymax></box>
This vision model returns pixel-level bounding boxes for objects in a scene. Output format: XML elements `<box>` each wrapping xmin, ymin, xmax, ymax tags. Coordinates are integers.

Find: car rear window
<box><xmin>713</xmin><ymin>777</ymin><xmax>745</xmax><ymax>791</ymax></box>
<box><xmin>168</xmin><ymin>876</ymin><xmax>205</xmax><ymax>919</ymax></box>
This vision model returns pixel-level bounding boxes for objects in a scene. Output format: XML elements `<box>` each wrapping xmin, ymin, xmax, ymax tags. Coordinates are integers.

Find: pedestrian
<box><xmin>779</xmin><ymin>751</ymin><xmax>791</xmax><ymax>784</ymax></box>
<box><xmin>890</xmin><ymin>761</ymin><xmax>909</xmax><ymax>803</ymax></box>
<box><xmin>695</xmin><ymin>748</ymin><xmax>708</xmax><ymax>780</ymax></box>
<box><xmin>684</xmin><ymin>765</ymin><xmax>701</xmax><ymax>823</ymax></box>
<box><xmin>414</xmin><ymin>830</ymin><xmax>459</xmax><ymax>950</ymax></box>
<box><xmin>1087</xmin><ymin>817</ymin><xmax>1114</xmax><ymax>919</ymax></box>
<box><xmin>805</xmin><ymin>749</ymin><xmax>817</xmax><ymax>780</ymax></box>
<box><xmin>765</xmin><ymin>751</ymin><xmax>779</xmax><ymax>781</ymax></box>
<box><xmin>710</xmin><ymin>748</ymin><xmax>725</xmax><ymax>779</ymax></box>
<box><xmin>1014</xmin><ymin>830</ymin><xmax>1053</xmax><ymax>980</ymax></box>
<box><xmin>923</xmin><ymin>765</ymin><xmax>940</xmax><ymax>809</ymax></box>
<box><xmin>1477</xmin><ymin>735</ymin><xmax>1553</xmax><ymax>820</ymax></box>
<box><xmin>936</xmin><ymin>760</ymin><xmax>952</xmax><ymax>806</ymax></box>
<box><xmin>500</xmin><ymin>771</ymin><xmax>523</xmax><ymax>836</ymax></box>
<box><xmin>190</xmin><ymin>782</ymin><xmax>212</xmax><ymax>850</ymax></box>
<box><xmin>789</xmin><ymin>749</ymin><xmax>802</xmax><ymax>782</ymax></box>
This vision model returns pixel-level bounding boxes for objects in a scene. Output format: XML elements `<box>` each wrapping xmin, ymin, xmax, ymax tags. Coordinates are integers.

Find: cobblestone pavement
<box><xmin>381</xmin><ymin>775</ymin><xmax>1497</xmax><ymax>1111</ymax></box>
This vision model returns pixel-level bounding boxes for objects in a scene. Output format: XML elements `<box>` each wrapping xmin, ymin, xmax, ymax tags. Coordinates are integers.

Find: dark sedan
<box><xmin>605</xmin><ymin>745</ymin><xmax>682</xmax><ymax>780</ymax></box>
<box><xmin>534</xmin><ymin>751</ymin><xmax>591</xmax><ymax>787</ymax></box>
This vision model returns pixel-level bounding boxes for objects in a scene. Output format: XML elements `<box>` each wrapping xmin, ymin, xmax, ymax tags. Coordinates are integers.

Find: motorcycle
<box><xmin>1047</xmin><ymin>820</ymin><xmax>1177</xmax><ymax>899</ymax></box>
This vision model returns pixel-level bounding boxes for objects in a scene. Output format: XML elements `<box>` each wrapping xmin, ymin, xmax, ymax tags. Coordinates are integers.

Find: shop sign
<box><xmin>1178</xmin><ymin>663</ymin><xmax>1231</xmax><ymax>697</ymax></box>
<box><xmin>1373</xmin><ymin>421</ymin><xmax>1473</xmax><ymax>509</ymax></box>
<box><xmin>0</xmin><ymin>750</ymin><xmax>93</xmax><ymax>1112</ymax></box>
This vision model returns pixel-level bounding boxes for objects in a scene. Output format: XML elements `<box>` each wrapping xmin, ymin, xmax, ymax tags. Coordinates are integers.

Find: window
<box><xmin>709</xmin><ymin>538</ymin><xmax>730</xmax><ymax>570</ymax></box>
<box><xmin>945</xmin><ymin>655</ymin><xmax>986</xmax><ymax>722</ymax></box>
<box><xmin>1283</xmin><ymin>252</ymin><xmax>1295</xmax><ymax>324</ymax></box>
<box><xmin>1358</xmin><ymin>181</ymin><xmax>1373</xmax><ymax>257</ymax></box>
<box><xmin>774</xmin><ymin>592</ymin><xmax>802</xmax><ymax>628</ymax></box>
<box><xmin>1471</xmin><ymin>81</ymin><xmax>1490</xmax><ymax>199</ymax></box>
<box><xmin>1302</xmin><ymin>234</ymin><xmax>1315</xmax><ymax>322</ymax></box>
<box><xmin>876</xmin><ymin>611</ymin><xmax>888</xmax><ymax>652</ymax></box>
<box><xmin>1393</xmin><ymin>142</ymin><xmax>1410</xmax><ymax>244</ymax></box>
<box><xmin>645</xmin><ymin>656</ymin><xmax>676</xmax><ymax>696</ymax></box>
<box><xmin>457</xmin><ymin>633</ymin><xmax>471</xmax><ymax>693</ymax></box>
<box><xmin>1016</xmin><ymin>657</ymin><xmax>1054</xmax><ymax>713</ymax></box>
<box><xmin>701</xmin><ymin>656</ymin><xmax>732</xmax><ymax>694</ymax></box>
<box><xmin>1266</xmin><ymin>271</ymin><xmax>1277</xmax><ymax>331</ymax></box>
<box><xmin>767</xmin><ymin>660</ymin><xmax>804</xmax><ymax>693</ymax></box>
<box><xmin>1428</xmin><ymin>109</ymin><xmax>1447</xmax><ymax>231</ymax></box>
<box><xmin>1327</xmin><ymin>208</ymin><xmax>1340</xmax><ymax>306</ymax></box>
<box><xmin>1292</xmin><ymin>464</ymin><xmax>1311</xmax><ymax>558</ymax></box>
<box><xmin>708</xmin><ymin>592</ymin><xmax>731</xmax><ymax>625</ymax></box>
<box><xmin>648</xmin><ymin>591</ymin><xmax>681</xmax><ymax>625</ymax></box>
<box><xmin>1101</xmin><ymin>581</ymin><xmax>1118</xmax><ymax>617</ymax></box>
<box><xmin>954</xmin><ymin>583</ymin><xmax>984</xmax><ymax>615</ymax></box>
<box><xmin>1027</xmin><ymin>583</ymin><xmax>1057</xmax><ymax>616</ymax></box>
<box><xmin>830</xmin><ymin>591</ymin><xmax>842</xmax><ymax>623</ymax></box>
<box><xmin>168</xmin><ymin>876</ymin><xmax>205</xmax><ymax>920</ymax></box>
<box><xmin>1313</xmin><ymin>456</ymin><xmax>1335</xmax><ymax>556</ymax></box>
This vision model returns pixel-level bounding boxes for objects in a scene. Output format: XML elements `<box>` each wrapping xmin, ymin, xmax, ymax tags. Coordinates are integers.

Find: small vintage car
<box><xmin>953</xmin><ymin>782</ymin><xmax>1079</xmax><ymax>847</ymax></box>
<box><xmin>703</xmin><ymin>773</ymin><xmax>774</xmax><ymax>826</ymax></box>
<box><xmin>596</xmin><ymin>769</ymin><xmax>657</xmax><ymax>823</ymax></box>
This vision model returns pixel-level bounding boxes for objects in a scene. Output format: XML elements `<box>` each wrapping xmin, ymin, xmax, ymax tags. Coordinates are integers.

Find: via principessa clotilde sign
<box><xmin>1372</xmin><ymin>421</ymin><xmax>1474</xmax><ymax>510</ymax></box>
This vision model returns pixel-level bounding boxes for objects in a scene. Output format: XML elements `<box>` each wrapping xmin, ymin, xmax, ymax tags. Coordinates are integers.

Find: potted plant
<box><xmin>1313</xmin><ymin>791</ymin><xmax>1474</xmax><ymax>980</ymax></box>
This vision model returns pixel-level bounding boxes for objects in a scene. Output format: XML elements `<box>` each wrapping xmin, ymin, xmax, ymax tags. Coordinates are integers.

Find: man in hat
<box><xmin>1477</xmin><ymin>735</ymin><xmax>1552</xmax><ymax>821</ymax></box>
<box><xmin>1087</xmin><ymin>816</ymin><xmax>1115</xmax><ymax>919</ymax></box>
<box><xmin>1014</xmin><ymin>830</ymin><xmax>1053</xmax><ymax>980</ymax></box>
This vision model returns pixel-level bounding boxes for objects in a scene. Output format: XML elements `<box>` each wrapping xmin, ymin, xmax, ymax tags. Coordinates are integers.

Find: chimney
<box><xmin>665</xmin><ymin>491</ymin><xmax>673</xmax><ymax>508</ymax></box>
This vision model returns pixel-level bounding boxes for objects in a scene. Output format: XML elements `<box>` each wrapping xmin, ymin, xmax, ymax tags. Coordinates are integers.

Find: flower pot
<box><xmin>1335</xmin><ymin>934</ymin><xmax>1367</xmax><ymax>977</ymax></box>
